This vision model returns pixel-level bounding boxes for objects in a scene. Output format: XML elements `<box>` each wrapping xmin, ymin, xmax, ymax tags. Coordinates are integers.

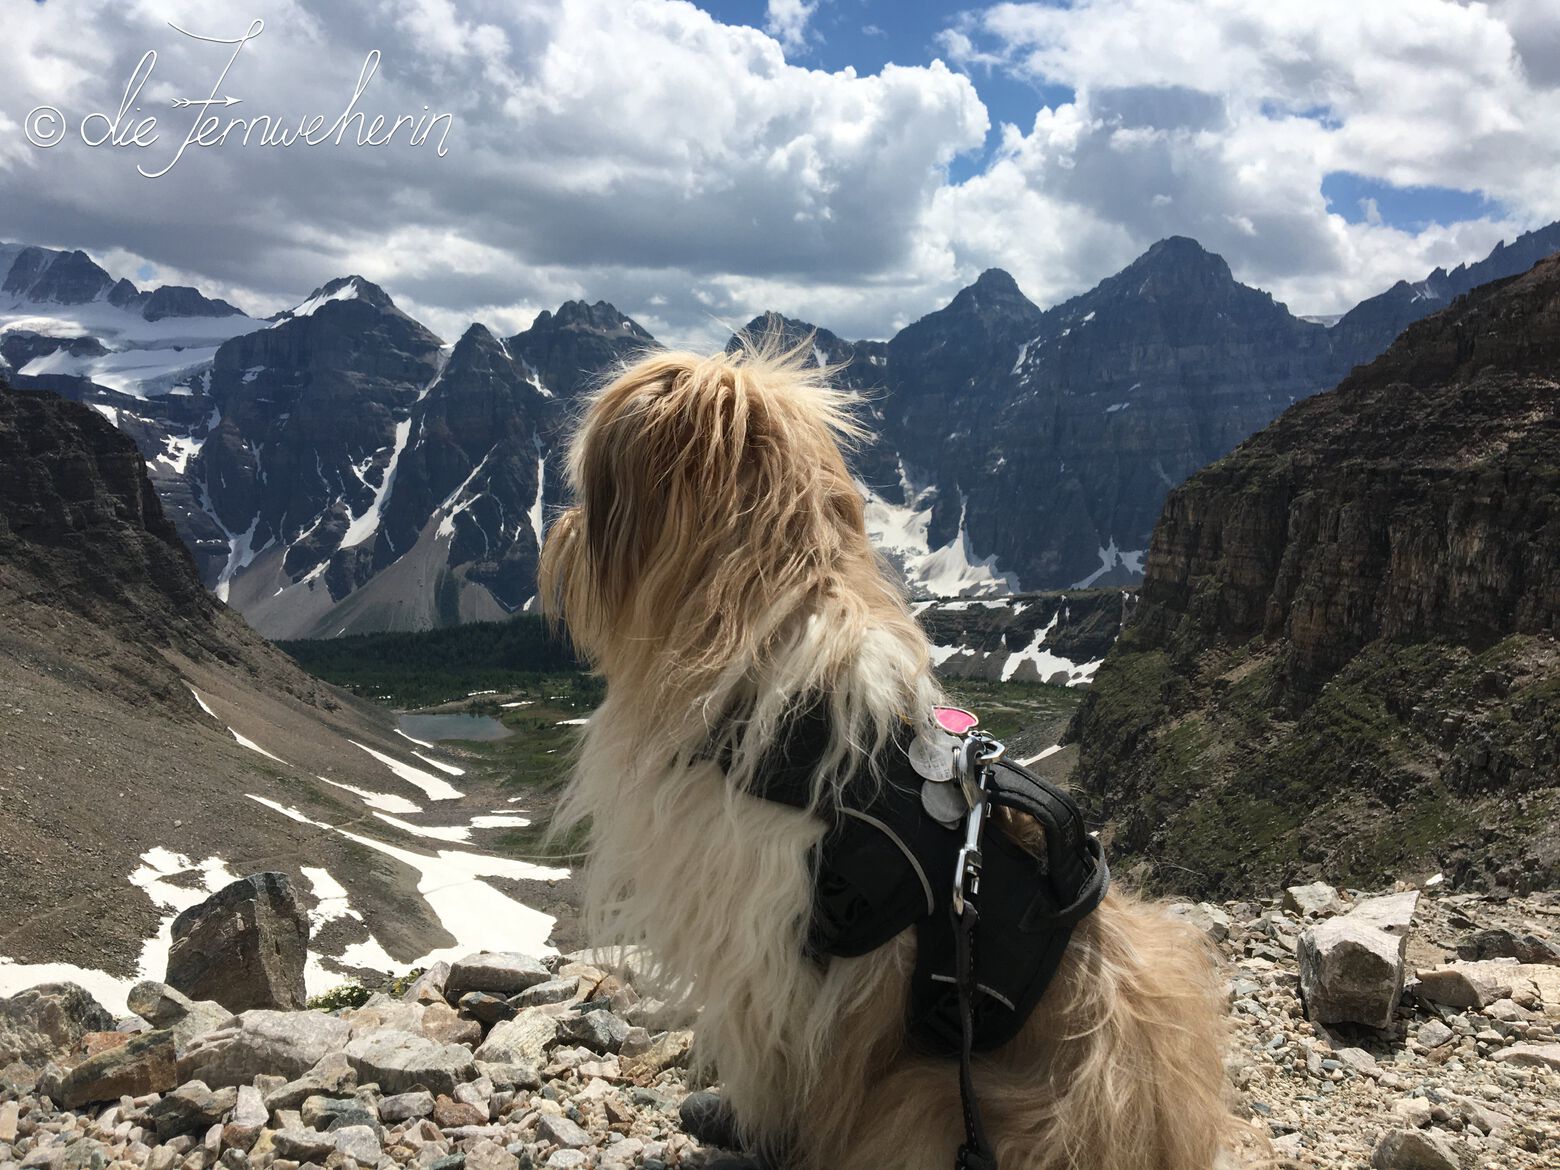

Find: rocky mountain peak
<box><xmin>505</xmin><ymin>299</ymin><xmax>654</xmax><ymax>400</ymax></box>
<box><xmin>1</xmin><ymin>246</ymin><xmax>116</xmax><ymax>306</ymax></box>
<box><xmin>535</xmin><ymin>299</ymin><xmax>652</xmax><ymax>339</ymax></box>
<box><xmin>942</xmin><ymin>267</ymin><xmax>1043</xmax><ymax>326</ymax></box>
<box><xmin>1119</xmin><ymin>235</ymin><xmax>1241</xmax><ymax>295</ymax></box>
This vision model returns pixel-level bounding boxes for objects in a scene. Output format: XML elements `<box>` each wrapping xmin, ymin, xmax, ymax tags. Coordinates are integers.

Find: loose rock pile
<box><xmin>1185</xmin><ymin>881</ymin><xmax>1560</xmax><ymax>1168</ymax></box>
<box><xmin>0</xmin><ymin>948</ymin><xmax>719</xmax><ymax>1170</ymax></box>
<box><xmin>3</xmin><ymin>877</ymin><xmax>1557</xmax><ymax>1170</ymax></box>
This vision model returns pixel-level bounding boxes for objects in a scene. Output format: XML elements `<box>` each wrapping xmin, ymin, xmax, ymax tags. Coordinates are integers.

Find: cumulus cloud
<box><xmin>0</xmin><ymin>0</ymin><xmax>983</xmax><ymax>345</ymax></box>
<box><xmin>934</xmin><ymin>0</ymin><xmax>1560</xmax><ymax>313</ymax></box>
<box><xmin>765</xmin><ymin>0</ymin><xmax>820</xmax><ymax>54</ymax></box>
<box><xmin>2</xmin><ymin>0</ymin><xmax>1558</xmax><ymax>345</ymax></box>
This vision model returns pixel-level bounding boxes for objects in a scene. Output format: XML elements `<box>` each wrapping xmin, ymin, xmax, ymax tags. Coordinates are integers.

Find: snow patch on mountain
<box><xmin>1071</xmin><ymin>538</ymin><xmax>1146</xmax><ymax>588</ymax></box>
<box><xmin>862</xmin><ymin>464</ymin><xmax>1021</xmax><ymax>598</ymax></box>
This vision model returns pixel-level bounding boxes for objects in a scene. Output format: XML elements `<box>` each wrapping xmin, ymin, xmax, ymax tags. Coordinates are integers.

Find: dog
<box><xmin>538</xmin><ymin>343</ymin><xmax>1238</xmax><ymax>1170</ymax></box>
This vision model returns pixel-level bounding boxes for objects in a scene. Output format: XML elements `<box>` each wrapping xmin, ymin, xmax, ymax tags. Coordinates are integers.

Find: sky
<box><xmin>2</xmin><ymin>0</ymin><xmax>1558</xmax><ymax>348</ymax></box>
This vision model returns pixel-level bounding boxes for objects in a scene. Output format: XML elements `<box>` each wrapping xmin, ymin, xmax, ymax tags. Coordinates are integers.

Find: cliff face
<box><xmin>1072</xmin><ymin>258</ymin><xmax>1560</xmax><ymax>898</ymax></box>
<box><xmin>0</xmin><ymin>386</ymin><xmax>214</xmax><ymax>643</ymax></box>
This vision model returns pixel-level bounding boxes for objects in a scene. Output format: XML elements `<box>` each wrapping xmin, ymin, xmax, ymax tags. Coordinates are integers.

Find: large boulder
<box><xmin>166</xmin><ymin>872</ymin><xmax>309</xmax><ymax>1011</ymax></box>
<box><xmin>1297</xmin><ymin>892</ymin><xmax>1418</xmax><ymax>1028</ymax></box>
<box><xmin>125</xmin><ymin>981</ymin><xmax>233</xmax><ymax>1053</ymax></box>
<box><xmin>0</xmin><ymin>984</ymin><xmax>116</xmax><ymax>1065</ymax></box>
<box><xmin>473</xmin><ymin>1014</ymin><xmax>559</xmax><ymax>1066</ymax></box>
<box><xmin>343</xmin><ymin>1028</ymin><xmax>476</xmax><ymax>1095</ymax></box>
<box><xmin>178</xmin><ymin>1009</ymin><xmax>353</xmax><ymax>1088</ymax></box>
<box><xmin>445</xmin><ymin>952</ymin><xmax>550</xmax><ymax>998</ymax></box>
<box><xmin>38</xmin><ymin>1029</ymin><xmax>177</xmax><ymax>1108</ymax></box>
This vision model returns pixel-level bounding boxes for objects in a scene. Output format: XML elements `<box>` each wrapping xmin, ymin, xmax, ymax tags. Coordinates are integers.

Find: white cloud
<box><xmin>930</xmin><ymin>0</ymin><xmax>1560</xmax><ymax>314</ymax></box>
<box><xmin>765</xmin><ymin>1</ymin><xmax>820</xmax><ymax>54</ymax></box>
<box><xmin>1</xmin><ymin>0</ymin><xmax>1557</xmax><ymax>346</ymax></box>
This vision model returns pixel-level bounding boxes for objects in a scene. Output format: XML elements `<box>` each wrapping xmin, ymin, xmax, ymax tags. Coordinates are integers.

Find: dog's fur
<box><xmin>539</xmin><ymin>344</ymin><xmax>1237</xmax><ymax>1170</ymax></box>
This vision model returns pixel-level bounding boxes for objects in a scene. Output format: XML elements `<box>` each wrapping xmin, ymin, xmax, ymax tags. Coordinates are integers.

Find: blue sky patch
<box><xmin>1322</xmin><ymin>171</ymin><xmax>1502</xmax><ymax>230</ymax></box>
<box><xmin>689</xmin><ymin>1</ymin><xmax>1075</xmax><ymax>183</ymax></box>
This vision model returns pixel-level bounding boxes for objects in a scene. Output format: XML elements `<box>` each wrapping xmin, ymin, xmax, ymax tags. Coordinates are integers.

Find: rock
<box><xmin>1165</xmin><ymin>902</ymin><xmax>1231</xmax><ymax>943</ymax></box>
<box><xmin>379</xmin><ymin>1091</ymin><xmax>434</xmax><ymax>1123</ymax></box>
<box><xmin>327</xmin><ymin>1125</ymin><xmax>381</xmax><ymax>1164</ymax></box>
<box><xmin>1298</xmin><ymin>895</ymin><xmax>1417</xmax><ymax>1028</ymax></box>
<box><xmin>268</xmin><ymin>1129</ymin><xmax>336</xmax><ymax>1163</ymax></box>
<box><xmin>300</xmin><ymin>1095</ymin><xmax>378</xmax><ymax>1133</ymax></box>
<box><xmin>1456</xmin><ymin>928</ymin><xmax>1560</xmax><ymax>965</ymax></box>
<box><xmin>262</xmin><ymin>1051</ymin><xmax>359</xmax><ymax>1111</ymax></box>
<box><xmin>401</xmin><ymin>964</ymin><xmax>451</xmax><ymax>1006</ymax></box>
<box><xmin>555</xmin><ymin>1012</ymin><xmax>629</xmax><ymax>1055</ymax></box>
<box><xmin>166</xmin><ymin>874</ymin><xmax>310</xmax><ymax>1012</ymax></box>
<box><xmin>126</xmin><ymin>983</ymin><xmax>233</xmax><ymax>1054</ymax></box>
<box><xmin>78</xmin><ymin>1031</ymin><xmax>131</xmax><ymax>1058</ymax></box>
<box><xmin>622</xmin><ymin>1031</ymin><xmax>692</xmax><ymax>1081</ymax></box>
<box><xmin>463</xmin><ymin>1138</ymin><xmax>517</xmax><ymax>1170</ymax></box>
<box><xmin>342</xmin><ymin>1001</ymin><xmax>425</xmax><ymax>1036</ymax></box>
<box><xmin>0</xmin><ymin>984</ymin><xmax>116</xmax><ymax>1065</ymax></box>
<box><xmin>221</xmin><ymin>1085</ymin><xmax>267</xmax><ymax>1151</ymax></box>
<box><xmin>431</xmin><ymin>1096</ymin><xmax>486</xmax><ymax>1129</ymax></box>
<box><xmin>444</xmin><ymin>954</ymin><xmax>550</xmax><ymax>999</ymax></box>
<box><xmin>1491</xmin><ymin>1042</ymin><xmax>1560</xmax><ymax>1070</ymax></box>
<box><xmin>1370</xmin><ymin>1127</ymin><xmax>1460</xmax><ymax>1170</ymax></box>
<box><xmin>472</xmin><ymin>1016</ymin><xmax>558</xmax><ymax>1066</ymax></box>
<box><xmin>472</xmin><ymin>1062</ymin><xmax>541</xmax><ymax>1092</ymax></box>
<box><xmin>0</xmin><ymin>1099</ymin><xmax>18</xmax><ymax>1143</ymax></box>
<box><xmin>343</xmin><ymin>1029</ymin><xmax>476</xmax><ymax>1096</ymax></box>
<box><xmin>1415</xmin><ymin>1020</ymin><xmax>1453</xmax><ymax>1049</ymax></box>
<box><xmin>1334</xmin><ymin>1046</ymin><xmax>1379</xmax><ymax>1074</ymax></box>
<box><xmin>1414</xmin><ymin>966</ymin><xmax>1507</xmax><ymax>1010</ymax></box>
<box><xmin>150</xmin><ymin>1081</ymin><xmax>240</xmax><ymax>1140</ymax></box>
<box><xmin>1284</xmin><ymin>882</ymin><xmax>1345</xmax><ymax>918</ymax></box>
<box><xmin>513</xmin><ymin>981</ymin><xmax>579</xmax><ymax>1011</ymax></box>
<box><xmin>1349</xmin><ymin>892</ymin><xmax>1419</xmax><ymax>936</ymax></box>
<box><xmin>455</xmin><ymin>994</ymin><xmax>514</xmax><ymax>1024</ymax></box>
<box><xmin>40</xmin><ymin>1029</ymin><xmax>178</xmax><ymax>1107</ymax></box>
<box><xmin>420</xmin><ymin>1004</ymin><xmax>481</xmax><ymax>1048</ymax></box>
<box><xmin>545</xmin><ymin>1153</ymin><xmax>586</xmax><ymax>1170</ymax></box>
<box><xmin>535</xmin><ymin>1114</ymin><xmax>590</xmax><ymax>1149</ymax></box>
<box><xmin>179</xmin><ymin>1011</ymin><xmax>353</xmax><ymax>1088</ymax></box>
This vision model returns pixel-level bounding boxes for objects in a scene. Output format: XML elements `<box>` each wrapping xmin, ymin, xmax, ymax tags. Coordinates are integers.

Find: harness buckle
<box><xmin>951</xmin><ymin>731</ymin><xmax>1002</xmax><ymax>915</ymax></box>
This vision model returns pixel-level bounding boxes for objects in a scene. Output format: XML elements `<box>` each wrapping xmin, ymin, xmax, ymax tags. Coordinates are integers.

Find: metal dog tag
<box><xmin>908</xmin><ymin>728</ymin><xmax>959</xmax><ymax>782</ymax></box>
<box><xmin>921</xmin><ymin>779</ymin><xmax>967</xmax><ymax>828</ymax></box>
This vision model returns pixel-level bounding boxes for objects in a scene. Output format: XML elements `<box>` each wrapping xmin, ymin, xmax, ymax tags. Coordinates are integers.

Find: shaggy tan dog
<box><xmin>539</xmin><ymin>345</ymin><xmax>1237</xmax><ymax>1170</ymax></box>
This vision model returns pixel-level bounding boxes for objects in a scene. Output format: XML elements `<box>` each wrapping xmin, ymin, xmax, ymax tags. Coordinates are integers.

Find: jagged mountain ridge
<box><xmin>1070</xmin><ymin>255</ymin><xmax>1560</xmax><ymax>898</ymax></box>
<box><xmin>6</xmin><ymin>226</ymin><xmax>1560</xmax><ymax>635</ymax></box>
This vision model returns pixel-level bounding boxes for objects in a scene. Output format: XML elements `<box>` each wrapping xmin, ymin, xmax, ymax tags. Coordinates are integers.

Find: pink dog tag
<box><xmin>933</xmin><ymin>706</ymin><xmax>979</xmax><ymax>736</ymax></box>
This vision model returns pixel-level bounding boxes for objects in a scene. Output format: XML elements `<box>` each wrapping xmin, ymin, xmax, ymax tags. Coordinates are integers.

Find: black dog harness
<box><xmin>724</xmin><ymin>701</ymin><xmax>1110</xmax><ymax>1170</ymax></box>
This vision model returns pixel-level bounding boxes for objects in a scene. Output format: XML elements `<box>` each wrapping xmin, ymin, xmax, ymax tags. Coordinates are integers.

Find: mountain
<box><xmin>0</xmin><ymin>381</ymin><xmax>571</xmax><ymax>1006</ymax></box>
<box><xmin>506</xmin><ymin>299</ymin><xmax>656</xmax><ymax>399</ymax></box>
<box><xmin>1329</xmin><ymin>221</ymin><xmax>1560</xmax><ymax>367</ymax></box>
<box><xmin>8</xmin><ymin>226</ymin><xmax>1560</xmax><ymax>634</ymax></box>
<box><xmin>873</xmin><ymin>239</ymin><xmax>1343</xmax><ymax>590</ymax></box>
<box><xmin>1069</xmin><ymin>256</ymin><xmax>1560</xmax><ymax>898</ymax></box>
<box><xmin>0</xmin><ymin>243</ymin><xmax>264</xmax><ymax>398</ymax></box>
<box><xmin>188</xmin><ymin>283</ymin><xmax>662</xmax><ymax>639</ymax></box>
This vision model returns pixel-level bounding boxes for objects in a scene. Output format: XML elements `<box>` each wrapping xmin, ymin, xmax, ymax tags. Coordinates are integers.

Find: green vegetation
<box><xmin>306</xmin><ymin>983</ymin><xmax>373</xmax><ymax>1011</ymax></box>
<box><xmin>278</xmin><ymin>617</ymin><xmax>584</xmax><ymax>707</ymax></box>
<box><xmin>941</xmin><ymin>677</ymin><xmax>1084</xmax><ymax>743</ymax></box>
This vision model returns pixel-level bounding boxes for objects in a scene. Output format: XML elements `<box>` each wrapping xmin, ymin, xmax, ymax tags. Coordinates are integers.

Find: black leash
<box><xmin>951</xmin><ymin>733</ymin><xmax>1000</xmax><ymax>1170</ymax></box>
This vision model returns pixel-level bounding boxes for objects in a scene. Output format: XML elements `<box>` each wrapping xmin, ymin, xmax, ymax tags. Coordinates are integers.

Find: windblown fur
<box><xmin>540</xmin><ymin>343</ymin><xmax>1238</xmax><ymax>1169</ymax></box>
